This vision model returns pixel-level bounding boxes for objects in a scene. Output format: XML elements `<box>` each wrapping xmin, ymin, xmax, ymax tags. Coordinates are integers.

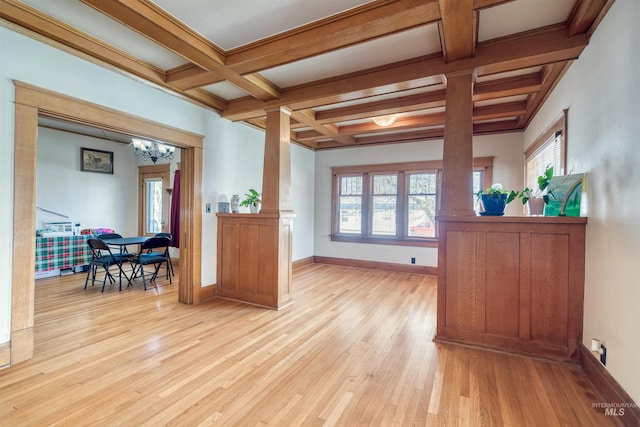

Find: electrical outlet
<box><xmin>411</xmin><ymin>257</ymin><xmax>416</xmax><ymax>264</ymax></box>
<box><xmin>205</xmin><ymin>203</ymin><xmax>211</xmax><ymax>213</ymax></box>
<box><xmin>600</xmin><ymin>344</ymin><xmax>607</xmax><ymax>365</ymax></box>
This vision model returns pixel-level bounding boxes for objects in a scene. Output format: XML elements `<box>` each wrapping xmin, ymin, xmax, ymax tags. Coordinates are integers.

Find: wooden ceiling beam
<box><xmin>291</xmin><ymin>110</ymin><xmax>355</xmax><ymax>145</ymax></box>
<box><xmin>473</xmin><ymin>119</ymin><xmax>521</xmax><ymax>134</ymax></box>
<box><xmin>317</xmin><ymin>128</ymin><xmax>446</xmax><ymax>150</ymax></box>
<box><xmin>473</xmin><ymin>72</ymin><xmax>542</xmax><ymax>100</ymax></box>
<box><xmin>166</xmin><ymin>0</ymin><xmax>442</xmax><ymax>88</ymax></box>
<box><xmin>80</xmin><ymin>0</ymin><xmax>225</xmax><ymax>70</ymax></box>
<box><xmin>473</xmin><ymin>101</ymin><xmax>527</xmax><ymax>121</ymax></box>
<box><xmin>516</xmin><ymin>61</ymin><xmax>572</xmax><ymax>128</ymax></box>
<box><xmin>223</xmin><ymin>26</ymin><xmax>587</xmax><ymax>121</ymax></box>
<box><xmin>315</xmin><ymin>90</ymin><xmax>446</xmax><ymax>124</ymax></box>
<box><xmin>567</xmin><ymin>0</ymin><xmax>610</xmax><ymax>37</ymax></box>
<box><xmin>80</xmin><ymin>0</ymin><xmax>280</xmax><ymax>101</ymax></box>
<box><xmin>439</xmin><ymin>0</ymin><xmax>476</xmax><ymax>62</ymax></box>
<box><xmin>473</xmin><ymin>0</ymin><xmax>517</xmax><ymax>9</ymax></box>
<box><xmin>166</xmin><ymin>0</ymin><xmax>518</xmax><ymax>90</ymax></box>
<box><xmin>227</xmin><ymin>0</ymin><xmax>441</xmax><ymax>74</ymax></box>
<box><xmin>0</xmin><ymin>0</ymin><xmax>226</xmax><ymax>112</ymax></box>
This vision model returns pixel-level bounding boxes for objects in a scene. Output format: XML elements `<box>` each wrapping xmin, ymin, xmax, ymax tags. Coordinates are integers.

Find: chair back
<box><xmin>155</xmin><ymin>233</ymin><xmax>172</xmax><ymax>245</ymax></box>
<box><xmin>141</xmin><ymin>236</ymin><xmax>170</xmax><ymax>252</ymax></box>
<box><xmin>97</xmin><ymin>233</ymin><xmax>123</xmax><ymax>240</ymax></box>
<box><xmin>87</xmin><ymin>238</ymin><xmax>113</xmax><ymax>259</ymax></box>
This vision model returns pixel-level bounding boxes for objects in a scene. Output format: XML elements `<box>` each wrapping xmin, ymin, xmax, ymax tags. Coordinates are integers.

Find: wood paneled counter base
<box><xmin>216</xmin><ymin>212</ymin><xmax>294</xmax><ymax>309</ymax></box>
<box><xmin>436</xmin><ymin>215</ymin><xmax>587</xmax><ymax>362</ymax></box>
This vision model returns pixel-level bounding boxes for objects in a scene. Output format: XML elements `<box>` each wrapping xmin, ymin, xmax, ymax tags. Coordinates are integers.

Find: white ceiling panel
<box><xmin>202</xmin><ymin>81</ymin><xmax>251</xmax><ymax>100</ymax></box>
<box><xmin>260</xmin><ymin>24</ymin><xmax>440</xmax><ymax>88</ymax></box>
<box><xmin>21</xmin><ymin>0</ymin><xmax>186</xmax><ymax>69</ymax></box>
<box><xmin>478</xmin><ymin>0</ymin><xmax>575</xmax><ymax>42</ymax></box>
<box><xmin>152</xmin><ymin>0</ymin><xmax>376</xmax><ymax>50</ymax></box>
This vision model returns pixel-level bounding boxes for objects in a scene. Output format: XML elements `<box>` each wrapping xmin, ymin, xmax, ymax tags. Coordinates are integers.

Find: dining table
<box><xmin>103</xmin><ymin>236</ymin><xmax>150</xmax><ymax>288</ymax></box>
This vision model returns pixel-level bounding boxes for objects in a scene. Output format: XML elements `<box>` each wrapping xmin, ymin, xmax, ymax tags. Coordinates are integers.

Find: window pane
<box><xmin>473</xmin><ymin>171</ymin><xmax>483</xmax><ymax>214</ymax></box>
<box><xmin>372</xmin><ymin>195</ymin><xmax>396</xmax><ymax>235</ymax></box>
<box><xmin>145</xmin><ymin>178</ymin><xmax>163</xmax><ymax>234</ymax></box>
<box><xmin>373</xmin><ymin>174</ymin><xmax>397</xmax><ymax>194</ymax></box>
<box><xmin>339</xmin><ymin>176</ymin><xmax>362</xmax><ymax>234</ymax></box>
<box><xmin>340</xmin><ymin>176</ymin><xmax>362</xmax><ymax>196</ymax></box>
<box><xmin>409</xmin><ymin>173</ymin><xmax>436</xmax><ymax>194</ymax></box>
<box><xmin>407</xmin><ymin>173</ymin><xmax>436</xmax><ymax>238</ymax></box>
<box><xmin>525</xmin><ymin>131</ymin><xmax>562</xmax><ymax>192</ymax></box>
<box><xmin>372</xmin><ymin>175</ymin><xmax>397</xmax><ymax>235</ymax></box>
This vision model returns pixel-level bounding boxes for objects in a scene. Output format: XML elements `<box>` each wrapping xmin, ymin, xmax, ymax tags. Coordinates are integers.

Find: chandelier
<box><xmin>372</xmin><ymin>114</ymin><xmax>398</xmax><ymax>127</ymax></box>
<box><xmin>130</xmin><ymin>138</ymin><xmax>175</xmax><ymax>164</ymax></box>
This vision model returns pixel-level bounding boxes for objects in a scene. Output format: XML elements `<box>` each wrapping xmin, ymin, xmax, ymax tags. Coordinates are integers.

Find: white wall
<box><xmin>0</xmin><ymin>25</ymin><xmax>316</xmax><ymax>343</ymax></box>
<box><xmin>524</xmin><ymin>0</ymin><xmax>640</xmax><ymax>402</ymax></box>
<box><xmin>313</xmin><ymin>133</ymin><xmax>523</xmax><ymax>267</ymax></box>
<box><xmin>37</xmin><ymin>128</ymin><xmax>138</xmax><ymax>236</ymax></box>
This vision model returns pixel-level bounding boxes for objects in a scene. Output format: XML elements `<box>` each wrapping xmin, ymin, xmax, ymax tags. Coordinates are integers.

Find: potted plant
<box><xmin>240</xmin><ymin>188</ymin><xmax>262</xmax><ymax>213</ymax></box>
<box><xmin>518</xmin><ymin>165</ymin><xmax>554</xmax><ymax>215</ymax></box>
<box><xmin>476</xmin><ymin>183</ymin><xmax>518</xmax><ymax>216</ymax></box>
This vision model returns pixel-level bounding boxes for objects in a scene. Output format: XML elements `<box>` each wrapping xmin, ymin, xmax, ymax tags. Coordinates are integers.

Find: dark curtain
<box><xmin>170</xmin><ymin>169</ymin><xmax>181</xmax><ymax>248</ymax></box>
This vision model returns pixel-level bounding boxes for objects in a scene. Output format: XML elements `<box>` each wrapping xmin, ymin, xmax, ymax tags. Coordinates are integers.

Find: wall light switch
<box><xmin>205</xmin><ymin>203</ymin><xmax>211</xmax><ymax>213</ymax></box>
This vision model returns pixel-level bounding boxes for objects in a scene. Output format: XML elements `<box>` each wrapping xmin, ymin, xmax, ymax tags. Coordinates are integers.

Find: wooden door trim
<box><xmin>11</xmin><ymin>81</ymin><xmax>203</xmax><ymax>365</ymax></box>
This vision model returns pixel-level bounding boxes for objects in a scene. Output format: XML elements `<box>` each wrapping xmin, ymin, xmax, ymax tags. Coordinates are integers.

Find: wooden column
<box><xmin>216</xmin><ymin>106</ymin><xmax>294</xmax><ymax>309</ymax></box>
<box><xmin>440</xmin><ymin>70</ymin><xmax>475</xmax><ymax>217</ymax></box>
<box><xmin>261</xmin><ymin>106</ymin><xmax>293</xmax><ymax>215</ymax></box>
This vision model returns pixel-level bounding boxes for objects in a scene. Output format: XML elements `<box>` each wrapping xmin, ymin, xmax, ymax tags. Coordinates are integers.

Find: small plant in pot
<box><xmin>476</xmin><ymin>183</ymin><xmax>518</xmax><ymax>216</ymax></box>
<box><xmin>518</xmin><ymin>165</ymin><xmax>554</xmax><ymax>216</ymax></box>
<box><xmin>240</xmin><ymin>188</ymin><xmax>262</xmax><ymax>213</ymax></box>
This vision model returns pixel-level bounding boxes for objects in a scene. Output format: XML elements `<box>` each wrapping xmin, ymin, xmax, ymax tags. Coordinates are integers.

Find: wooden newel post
<box><xmin>439</xmin><ymin>70</ymin><xmax>476</xmax><ymax>217</ymax></box>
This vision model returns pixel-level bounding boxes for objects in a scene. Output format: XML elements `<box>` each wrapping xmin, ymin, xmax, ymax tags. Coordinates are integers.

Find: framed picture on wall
<box><xmin>81</xmin><ymin>147</ymin><xmax>113</xmax><ymax>174</ymax></box>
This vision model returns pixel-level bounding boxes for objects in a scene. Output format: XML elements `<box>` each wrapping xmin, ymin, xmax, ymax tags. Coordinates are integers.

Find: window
<box><xmin>338</xmin><ymin>175</ymin><xmax>363</xmax><ymax>234</ymax></box>
<box><xmin>407</xmin><ymin>173</ymin><xmax>437</xmax><ymax>238</ymax></box>
<box><xmin>138</xmin><ymin>164</ymin><xmax>170</xmax><ymax>236</ymax></box>
<box><xmin>371</xmin><ymin>174</ymin><xmax>397</xmax><ymax>236</ymax></box>
<box><xmin>331</xmin><ymin>158</ymin><xmax>493</xmax><ymax>247</ymax></box>
<box><xmin>525</xmin><ymin>111</ymin><xmax>567</xmax><ymax>191</ymax></box>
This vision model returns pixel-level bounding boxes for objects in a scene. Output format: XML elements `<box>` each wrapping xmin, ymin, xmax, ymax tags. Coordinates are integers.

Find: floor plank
<box><xmin>0</xmin><ymin>264</ymin><xmax>614</xmax><ymax>426</ymax></box>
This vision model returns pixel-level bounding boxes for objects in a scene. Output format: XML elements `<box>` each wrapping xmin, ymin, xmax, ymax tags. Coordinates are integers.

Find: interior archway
<box><xmin>11</xmin><ymin>81</ymin><xmax>204</xmax><ymax>365</ymax></box>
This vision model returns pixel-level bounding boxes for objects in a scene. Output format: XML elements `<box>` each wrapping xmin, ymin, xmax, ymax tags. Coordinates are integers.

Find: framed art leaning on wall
<box><xmin>81</xmin><ymin>147</ymin><xmax>113</xmax><ymax>174</ymax></box>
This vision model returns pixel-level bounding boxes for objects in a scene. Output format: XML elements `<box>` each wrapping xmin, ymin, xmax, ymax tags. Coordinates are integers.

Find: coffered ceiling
<box><xmin>1</xmin><ymin>0</ymin><xmax>613</xmax><ymax>150</ymax></box>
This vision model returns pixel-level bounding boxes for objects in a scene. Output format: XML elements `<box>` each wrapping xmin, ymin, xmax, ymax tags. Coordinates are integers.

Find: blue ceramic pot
<box><xmin>481</xmin><ymin>193</ymin><xmax>507</xmax><ymax>215</ymax></box>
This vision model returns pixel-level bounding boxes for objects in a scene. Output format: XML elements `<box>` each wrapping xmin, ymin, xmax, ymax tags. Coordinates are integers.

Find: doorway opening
<box><xmin>11</xmin><ymin>81</ymin><xmax>203</xmax><ymax>365</ymax></box>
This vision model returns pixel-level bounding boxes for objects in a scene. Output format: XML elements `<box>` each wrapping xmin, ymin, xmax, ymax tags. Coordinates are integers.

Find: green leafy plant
<box><xmin>239</xmin><ymin>188</ymin><xmax>262</xmax><ymax>208</ymax></box>
<box><xmin>518</xmin><ymin>165</ymin><xmax>554</xmax><ymax>205</ymax></box>
<box><xmin>476</xmin><ymin>183</ymin><xmax>518</xmax><ymax>204</ymax></box>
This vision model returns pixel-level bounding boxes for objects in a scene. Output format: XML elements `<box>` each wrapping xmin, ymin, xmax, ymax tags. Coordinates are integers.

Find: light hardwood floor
<box><xmin>0</xmin><ymin>264</ymin><xmax>614</xmax><ymax>426</ymax></box>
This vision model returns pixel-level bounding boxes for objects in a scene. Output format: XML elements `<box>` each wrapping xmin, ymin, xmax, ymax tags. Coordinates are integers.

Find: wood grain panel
<box><xmin>437</xmin><ymin>216</ymin><xmax>586</xmax><ymax>362</ymax></box>
<box><xmin>445</xmin><ymin>231</ymin><xmax>477</xmax><ymax>330</ymax></box>
<box><xmin>219</xmin><ymin>223</ymin><xmax>240</xmax><ymax>295</ymax></box>
<box><xmin>258</xmin><ymin>223</ymin><xmax>277</xmax><ymax>300</ymax></box>
<box><xmin>216</xmin><ymin>214</ymin><xmax>293</xmax><ymax>309</ymax></box>
<box><xmin>484</xmin><ymin>232</ymin><xmax>520</xmax><ymax>338</ymax></box>
<box><xmin>239</xmin><ymin>224</ymin><xmax>260</xmax><ymax>295</ymax></box>
<box><xmin>530</xmin><ymin>233</ymin><xmax>569</xmax><ymax>346</ymax></box>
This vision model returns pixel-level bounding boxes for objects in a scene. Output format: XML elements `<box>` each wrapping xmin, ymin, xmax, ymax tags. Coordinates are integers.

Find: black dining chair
<box><xmin>131</xmin><ymin>236</ymin><xmax>172</xmax><ymax>290</ymax></box>
<box><xmin>84</xmin><ymin>238</ymin><xmax>132</xmax><ymax>292</ymax></box>
<box><xmin>154</xmin><ymin>232</ymin><xmax>174</xmax><ymax>277</ymax></box>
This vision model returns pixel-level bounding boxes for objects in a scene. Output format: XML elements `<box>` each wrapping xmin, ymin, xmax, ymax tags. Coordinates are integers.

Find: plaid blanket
<box><xmin>35</xmin><ymin>235</ymin><xmax>92</xmax><ymax>272</ymax></box>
